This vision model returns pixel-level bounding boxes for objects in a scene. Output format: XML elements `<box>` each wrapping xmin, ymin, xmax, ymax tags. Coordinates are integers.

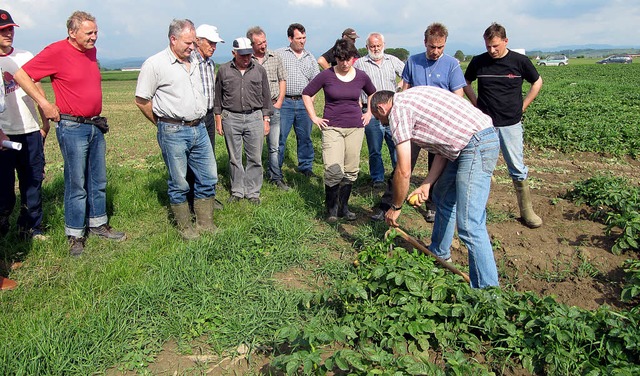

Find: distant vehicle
<box><xmin>596</xmin><ymin>56</ymin><xmax>633</xmax><ymax>64</ymax></box>
<box><xmin>537</xmin><ymin>55</ymin><xmax>569</xmax><ymax>66</ymax></box>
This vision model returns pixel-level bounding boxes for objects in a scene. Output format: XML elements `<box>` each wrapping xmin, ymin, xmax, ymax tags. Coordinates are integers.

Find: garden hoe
<box><xmin>385</xmin><ymin>227</ymin><xmax>471</xmax><ymax>284</ymax></box>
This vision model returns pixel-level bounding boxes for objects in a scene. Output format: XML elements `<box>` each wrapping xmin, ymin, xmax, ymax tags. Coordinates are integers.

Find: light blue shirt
<box><xmin>402</xmin><ymin>53</ymin><xmax>466</xmax><ymax>92</ymax></box>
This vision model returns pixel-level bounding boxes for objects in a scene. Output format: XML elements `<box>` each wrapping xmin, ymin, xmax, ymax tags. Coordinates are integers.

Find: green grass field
<box><xmin>1</xmin><ymin>64</ymin><xmax>639</xmax><ymax>375</ymax></box>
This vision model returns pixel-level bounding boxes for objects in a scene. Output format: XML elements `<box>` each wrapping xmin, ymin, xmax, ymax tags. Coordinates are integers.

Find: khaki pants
<box><xmin>322</xmin><ymin>126</ymin><xmax>364</xmax><ymax>187</ymax></box>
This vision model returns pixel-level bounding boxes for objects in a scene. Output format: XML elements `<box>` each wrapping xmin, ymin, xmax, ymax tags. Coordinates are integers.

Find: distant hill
<box><xmin>100</xmin><ymin>57</ymin><xmax>146</xmax><ymax>70</ymax></box>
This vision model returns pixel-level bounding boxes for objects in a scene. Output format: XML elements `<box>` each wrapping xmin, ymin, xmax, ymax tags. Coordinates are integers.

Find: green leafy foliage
<box><xmin>271</xmin><ymin>234</ymin><xmax>640</xmax><ymax>375</ymax></box>
<box><xmin>564</xmin><ymin>174</ymin><xmax>640</xmax><ymax>254</ymax></box>
<box><xmin>525</xmin><ymin>64</ymin><xmax>640</xmax><ymax>158</ymax></box>
<box><xmin>621</xmin><ymin>259</ymin><xmax>640</xmax><ymax>302</ymax></box>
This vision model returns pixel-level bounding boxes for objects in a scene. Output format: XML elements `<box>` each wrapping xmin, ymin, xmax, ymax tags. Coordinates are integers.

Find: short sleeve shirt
<box><xmin>402</xmin><ymin>53</ymin><xmax>466</xmax><ymax>92</ymax></box>
<box><xmin>136</xmin><ymin>47</ymin><xmax>207</xmax><ymax>121</ymax></box>
<box><xmin>390</xmin><ymin>86</ymin><xmax>493</xmax><ymax>160</ymax></box>
<box><xmin>464</xmin><ymin>50</ymin><xmax>540</xmax><ymax>126</ymax></box>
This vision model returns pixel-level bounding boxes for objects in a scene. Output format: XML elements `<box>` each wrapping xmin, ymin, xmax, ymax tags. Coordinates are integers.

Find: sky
<box><xmin>3</xmin><ymin>0</ymin><xmax>640</xmax><ymax>65</ymax></box>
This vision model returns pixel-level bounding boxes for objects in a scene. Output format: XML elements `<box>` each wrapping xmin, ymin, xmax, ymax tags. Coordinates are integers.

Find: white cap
<box><xmin>196</xmin><ymin>24</ymin><xmax>224</xmax><ymax>43</ymax></box>
<box><xmin>232</xmin><ymin>37</ymin><xmax>253</xmax><ymax>55</ymax></box>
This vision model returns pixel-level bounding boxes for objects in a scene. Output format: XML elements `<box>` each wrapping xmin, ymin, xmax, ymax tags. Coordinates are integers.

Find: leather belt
<box><xmin>158</xmin><ymin>117</ymin><xmax>202</xmax><ymax>126</ymax></box>
<box><xmin>231</xmin><ymin>109</ymin><xmax>259</xmax><ymax>115</ymax></box>
<box><xmin>59</xmin><ymin>114</ymin><xmax>101</xmax><ymax>124</ymax></box>
<box><xmin>285</xmin><ymin>95</ymin><xmax>302</xmax><ymax>100</ymax></box>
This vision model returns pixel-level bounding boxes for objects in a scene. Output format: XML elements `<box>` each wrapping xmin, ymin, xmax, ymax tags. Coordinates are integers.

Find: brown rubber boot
<box><xmin>171</xmin><ymin>202</ymin><xmax>200</xmax><ymax>240</ymax></box>
<box><xmin>194</xmin><ymin>197</ymin><xmax>217</xmax><ymax>233</ymax></box>
<box><xmin>513</xmin><ymin>179</ymin><xmax>543</xmax><ymax>228</ymax></box>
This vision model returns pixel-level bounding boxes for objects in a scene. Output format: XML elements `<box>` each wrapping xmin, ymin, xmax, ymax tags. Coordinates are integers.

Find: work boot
<box><xmin>0</xmin><ymin>276</ymin><xmax>18</xmax><ymax>291</ymax></box>
<box><xmin>194</xmin><ymin>197</ymin><xmax>217</xmax><ymax>233</ymax></box>
<box><xmin>68</xmin><ymin>236</ymin><xmax>86</xmax><ymax>257</ymax></box>
<box><xmin>325</xmin><ymin>184</ymin><xmax>340</xmax><ymax>223</ymax></box>
<box><xmin>89</xmin><ymin>224</ymin><xmax>127</xmax><ymax>241</ymax></box>
<box><xmin>171</xmin><ymin>202</ymin><xmax>199</xmax><ymax>240</ymax></box>
<box><xmin>338</xmin><ymin>184</ymin><xmax>357</xmax><ymax>221</ymax></box>
<box><xmin>513</xmin><ymin>179</ymin><xmax>543</xmax><ymax>228</ymax></box>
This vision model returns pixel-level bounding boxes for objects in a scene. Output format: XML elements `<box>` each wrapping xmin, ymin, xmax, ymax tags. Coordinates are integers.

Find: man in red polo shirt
<box><xmin>15</xmin><ymin>10</ymin><xmax>125</xmax><ymax>256</ymax></box>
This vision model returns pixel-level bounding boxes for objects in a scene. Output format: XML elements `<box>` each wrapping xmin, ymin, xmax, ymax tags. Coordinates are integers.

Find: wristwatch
<box><xmin>391</xmin><ymin>203</ymin><xmax>402</xmax><ymax>211</ymax></box>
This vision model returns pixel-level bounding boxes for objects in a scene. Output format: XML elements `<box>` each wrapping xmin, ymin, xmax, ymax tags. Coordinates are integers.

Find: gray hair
<box><xmin>246</xmin><ymin>26</ymin><xmax>266</xmax><ymax>42</ymax></box>
<box><xmin>366</xmin><ymin>32</ymin><xmax>385</xmax><ymax>46</ymax></box>
<box><xmin>67</xmin><ymin>11</ymin><xmax>96</xmax><ymax>32</ymax></box>
<box><xmin>168</xmin><ymin>19</ymin><xmax>195</xmax><ymax>39</ymax></box>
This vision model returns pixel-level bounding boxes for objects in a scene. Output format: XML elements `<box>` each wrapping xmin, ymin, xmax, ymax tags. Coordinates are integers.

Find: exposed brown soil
<box><xmin>109</xmin><ymin>149</ymin><xmax>640</xmax><ymax>375</ymax></box>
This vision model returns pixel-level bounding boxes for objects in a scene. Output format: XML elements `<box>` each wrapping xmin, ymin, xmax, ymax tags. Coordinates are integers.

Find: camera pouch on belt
<box><xmin>92</xmin><ymin>116</ymin><xmax>109</xmax><ymax>134</ymax></box>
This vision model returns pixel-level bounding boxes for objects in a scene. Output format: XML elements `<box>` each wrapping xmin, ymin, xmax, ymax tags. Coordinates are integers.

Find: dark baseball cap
<box><xmin>0</xmin><ymin>9</ymin><xmax>19</xmax><ymax>30</ymax></box>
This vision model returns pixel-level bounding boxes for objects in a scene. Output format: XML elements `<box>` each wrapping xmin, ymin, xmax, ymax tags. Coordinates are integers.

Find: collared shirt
<box><xmin>390</xmin><ymin>86</ymin><xmax>493</xmax><ymax>161</ymax></box>
<box><xmin>252</xmin><ymin>49</ymin><xmax>287</xmax><ymax>101</ymax></box>
<box><xmin>135</xmin><ymin>47</ymin><xmax>207</xmax><ymax>121</ymax></box>
<box><xmin>402</xmin><ymin>53</ymin><xmax>466</xmax><ymax>92</ymax></box>
<box><xmin>276</xmin><ymin>46</ymin><xmax>319</xmax><ymax>96</ymax></box>
<box><xmin>193</xmin><ymin>50</ymin><xmax>215</xmax><ymax>110</ymax></box>
<box><xmin>213</xmin><ymin>59</ymin><xmax>272</xmax><ymax>116</ymax></box>
<box><xmin>353</xmin><ymin>53</ymin><xmax>405</xmax><ymax>103</ymax></box>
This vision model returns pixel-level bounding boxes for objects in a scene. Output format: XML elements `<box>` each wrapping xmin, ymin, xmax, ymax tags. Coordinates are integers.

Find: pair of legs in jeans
<box><xmin>56</xmin><ymin>120</ymin><xmax>109</xmax><ymax>238</ymax></box>
<box><xmin>429</xmin><ymin>127</ymin><xmax>500</xmax><ymax>288</ymax></box>
<box><xmin>0</xmin><ymin>131</ymin><xmax>45</xmax><ymax>238</ymax></box>
<box><xmin>157</xmin><ymin>120</ymin><xmax>218</xmax><ymax>205</ymax></box>
<box><xmin>278</xmin><ymin>97</ymin><xmax>314</xmax><ymax>174</ymax></box>
<box><xmin>364</xmin><ymin>117</ymin><xmax>396</xmax><ymax>184</ymax></box>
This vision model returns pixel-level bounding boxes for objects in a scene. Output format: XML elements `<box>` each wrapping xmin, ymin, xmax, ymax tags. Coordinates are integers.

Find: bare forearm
<box><xmin>134</xmin><ymin>97</ymin><xmax>156</xmax><ymax>124</ymax></box>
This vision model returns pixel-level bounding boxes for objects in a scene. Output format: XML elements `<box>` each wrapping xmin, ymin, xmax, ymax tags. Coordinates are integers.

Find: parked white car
<box><xmin>537</xmin><ymin>55</ymin><xmax>569</xmax><ymax>66</ymax></box>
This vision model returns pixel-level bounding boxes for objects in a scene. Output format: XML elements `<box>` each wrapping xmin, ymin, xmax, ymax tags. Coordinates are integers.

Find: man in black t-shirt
<box><xmin>318</xmin><ymin>28</ymin><xmax>360</xmax><ymax>69</ymax></box>
<box><xmin>464</xmin><ymin>22</ymin><xmax>543</xmax><ymax>229</ymax></box>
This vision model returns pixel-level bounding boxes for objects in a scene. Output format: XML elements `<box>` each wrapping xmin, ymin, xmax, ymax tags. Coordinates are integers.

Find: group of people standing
<box><xmin>0</xmin><ymin>9</ymin><xmax>544</xmax><ymax>290</ymax></box>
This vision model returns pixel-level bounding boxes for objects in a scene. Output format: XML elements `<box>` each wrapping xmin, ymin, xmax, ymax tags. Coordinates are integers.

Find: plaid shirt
<box><xmin>252</xmin><ymin>50</ymin><xmax>287</xmax><ymax>100</ymax></box>
<box><xmin>353</xmin><ymin>54</ymin><xmax>405</xmax><ymax>103</ymax></box>
<box><xmin>390</xmin><ymin>86</ymin><xmax>493</xmax><ymax>161</ymax></box>
<box><xmin>276</xmin><ymin>46</ymin><xmax>319</xmax><ymax>96</ymax></box>
<box><xmin>194</xmin><ymin>50</ymin><xmax>215</xmax><ymax>110</ymax></box>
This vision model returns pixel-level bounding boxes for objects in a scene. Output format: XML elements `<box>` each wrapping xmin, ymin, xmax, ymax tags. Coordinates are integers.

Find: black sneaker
<box><xmin>370</xmin><ymin>208</ymin><xmax>385</xmax><ymax>222</ymax></box>
<box><xmin>89</xmin><ymin>224</ymin><xmax>126</xmax><ymax>241</ymax></box>
<box><xmin>247</xmin><ymin>197</ymin><xmax>261</xmax><ymax>205</ymax></box>
<box><xmin>300</xmin><ymin>170</ymin><xmax>315</xmax><ymax>178</ymax></box>
<box><xmin>69</xmin><ymin>236</ymin><xmax>86</xmax><ymax>257</ymax></box>
<box><xmin>425</xmin><ymin>209</ymin><xmax>436</xmax><ymax>223</ymax></box>
<box><xmin>274</xmin><ymin>180</ymin><xmax>291</xmax><ymax>191</ymax></box>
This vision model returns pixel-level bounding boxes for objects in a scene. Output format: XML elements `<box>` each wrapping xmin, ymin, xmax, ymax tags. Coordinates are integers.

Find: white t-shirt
<box><xmin>0</xmin><ymin>48</ymin><xmax>41</xmax><ymax>135</ymax></box>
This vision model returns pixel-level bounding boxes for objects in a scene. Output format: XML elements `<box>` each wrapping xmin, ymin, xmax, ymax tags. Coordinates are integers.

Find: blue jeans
<box><xmin>429</xmin><ymin>127</ymin><xmax>500</xmax><ymax>288</ymax></box>
<box><xmin>157</xmin><ymin>120</ymin><xmax>217</xmax><ymax>205</ymax></box>
<box><xmin>266</xmin><ymin>107</ymin><xmax>284</xmax><ymax>182</ymax></box>
<box><xmin>221</xmin><ymin>110</ymin><xmax>264</xmax><ymax>199</ymax></box>
<box><xmin>56</xmin><ymin>120</ymin><xmax>108</xmax><ymax>237</ymax></box>
<box><xmin>0</xmin><ymin>131</ymin><xmax>45</xmax><ymax>234</ymax></box>
<box><xmin>364</xmin><ymin>117</ymin><xmax>396</xmax><ymax>183</ymax></box>
<box><xmin>279</xmin><ymin>97</ymin><xmax>314</xmax><ymax>173</ymax></box>
<box><xmin>496</xmin><ymin>123</ymin><xmax>528</xmax><ymax>181</ymax></box>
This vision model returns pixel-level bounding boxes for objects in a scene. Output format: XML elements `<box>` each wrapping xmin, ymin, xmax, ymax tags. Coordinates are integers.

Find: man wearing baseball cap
<box><xmin>1</xmin><ymin>9</ymin><xmax>49</xmax><ymax>288</ymax></box>
<box><xmin>318</xmin><ymin>27</ymin><xmax>360</xmax><ymax>70</ymax></box>
<box><xmin>214</xmin><ymin>37</ymin><xmax>272</xmax><ymax>204</ymax></box>
<box><xmin>1</xmin><ymin>8</ymin><xmax>50</xmax><ymax>240</ymax></box>
<box><xmin>183</xmin><ymin>24</ymin><xmax>225</xmax><ymax>212</ymax></box>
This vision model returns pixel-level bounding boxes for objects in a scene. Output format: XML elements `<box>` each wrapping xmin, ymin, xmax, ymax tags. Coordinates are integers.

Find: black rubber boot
<box><xmin>325</xmin><ymin>184</ymin><xmax>340</xmax><ymax>223</ymax></box>
<box><xmin>338</xmin><ymin>184</ymin><xmax>357</xmax><ymax>221</ymax></box>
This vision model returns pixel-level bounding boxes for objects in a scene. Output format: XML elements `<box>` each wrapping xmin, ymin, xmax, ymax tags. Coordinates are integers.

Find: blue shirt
<box><xmin>402</xmin><ymin>53</ymin><xmax>466</xmax><ymax>92</ymax></box>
